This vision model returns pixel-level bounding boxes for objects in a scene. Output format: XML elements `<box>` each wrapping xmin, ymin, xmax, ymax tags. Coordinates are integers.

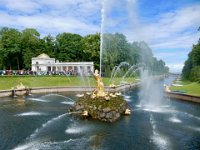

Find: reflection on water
<box><xmin>0</xmin><ymin>77</ymin><xmax>200</xmax><ymax>150</ymax></box>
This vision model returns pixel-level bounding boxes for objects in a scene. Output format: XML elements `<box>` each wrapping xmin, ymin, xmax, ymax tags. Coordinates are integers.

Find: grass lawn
<box><xmin>170</xmin><ymin>80</ymin><xmax>200</xmax><ymax>96</ymax></box>
<box><xmin>0</xmin><ymin>75</ymin><xmax>137</xmax><ymax>90</ymax></box>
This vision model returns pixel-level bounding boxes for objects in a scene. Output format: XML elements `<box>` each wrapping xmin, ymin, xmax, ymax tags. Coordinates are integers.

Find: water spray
<box><xmin>100</xmin><ymin>0</ymin><xmax>105</xmax><ymax>77</ymax></box>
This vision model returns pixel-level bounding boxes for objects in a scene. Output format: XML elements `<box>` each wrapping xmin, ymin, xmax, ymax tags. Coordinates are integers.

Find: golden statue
<box><xmin>93</xmin><ymin>69</ymin><xmax>106</xmax><ymax>97</ymax></box>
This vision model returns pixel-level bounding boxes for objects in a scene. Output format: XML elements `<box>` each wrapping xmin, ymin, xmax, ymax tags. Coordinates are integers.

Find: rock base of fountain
<box><xmin>12</xmin><ymin>82</ymin><xmax>30</xmax><ymax>97</ymax></box>
<box><xmin>72</xmin><ymin>94</ymin><xmax>129</xmax><ymax>122</ymax></box>
<box><xmin>71</xmin><ymin>69</ymin><xmax>131</xmax><ymax>122</ymax></box>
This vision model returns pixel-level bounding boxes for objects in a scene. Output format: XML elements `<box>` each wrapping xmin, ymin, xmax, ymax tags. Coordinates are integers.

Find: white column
<box><xmin>91</xmin><ymin>65</ymin><xmax>94</xmax><ymax>73</ymax></box>
<box><xmin>78</xmin><ymin>66</ymin><xmax>80</xmax><ymax>73</ymax></box>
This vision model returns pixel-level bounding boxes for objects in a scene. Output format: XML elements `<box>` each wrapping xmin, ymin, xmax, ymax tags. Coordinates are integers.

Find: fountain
<box><xmin>12</xmin><ymin>82</ymin><xmax>30</xmax><ymax>97</ymax></box>
<box><xmin>72</xmin><ymin>69</ymin><xmax>130</xmax><ymax>122</ymax></box>
<box><xmin>109</xmin><ymin>62</ymin><xmax>130</xmax><ymax>86</ymax></box>
<box><xmin>100</xmin><ymin>0</ymin><xmax>106</xmax><ymax>77</ymax></box>
<box><xmin>1</xmin><ymin>1</ymin><xmax>200</xmax><ymax>150</ymax></box>
<box><xmin>93</xmin><ymin>69</ymin><xmax>106</xmax><ymax>97</ymax></box>
<box><xmin>121</xmin><ymin>63</ymin><xmax>145</xmax><ymax>85</ymax></box>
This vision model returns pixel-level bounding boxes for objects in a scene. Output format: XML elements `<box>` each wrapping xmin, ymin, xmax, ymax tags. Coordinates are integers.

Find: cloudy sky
<box><xmin>0</xmin><ymin>0</ymin><xmax>200</xmax><ymax>73</ymax></box>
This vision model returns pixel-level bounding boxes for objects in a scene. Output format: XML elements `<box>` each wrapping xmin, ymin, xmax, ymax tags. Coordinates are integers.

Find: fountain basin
<box><xmin>72</xmin><ymin>94</ymin><xmax>129</xmax><ymax>122</ymax></box>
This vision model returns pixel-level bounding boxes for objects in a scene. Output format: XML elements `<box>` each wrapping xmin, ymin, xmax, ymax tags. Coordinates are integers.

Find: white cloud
<box><xmin>0</xmin><ymin>11</ymin><xmax>99</xmax><ymax>36</ymax></box>
<box><xmin>154</xmin><ymin>51</ymin><xmax>187</xmax><ymax>58</ymax></box>
<box><xmin>123</xmin><ymin>3</ymin><xmax>200</xmax><ymax>73</ymax></box>
<box><xmin>0</xmin><ymin>0</ymin><xmax>199</xmax><ymax>73</ymax></box>
<box><xmin>151</xmin><ymin>33</ymin><xmax>199</xmax><ymax>49</ymax></box>
<box><xmin>1</xmin><ymin>0</ymin><xmax>40</xmax><ymax>13</ymax></box>
<box><xmin>125</xmin><ymin>4</ymin><xmax>200</xmax><ymax>49</ymax></box>
<box><xmin>0</xmin><ymin>0</ymin><xmax>102</xmax><ymax>36</ymax></box>
<box><xmin>167</xmin><ymin>63</ymin><xmax>184</xmax><ymax>73</ymax></box>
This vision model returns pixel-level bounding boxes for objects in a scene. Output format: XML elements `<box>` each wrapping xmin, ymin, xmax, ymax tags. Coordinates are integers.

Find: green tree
<box><xmin>0</xmin><ymin>26</ymin><xmax>169</xmax><ymax>75</ymax></box>
<box><xmin>0</xmin><ymin>27</ymin><xmax>22</xmax><ymax>69</ymax></box>
<box><xmin>41</xmin><ymin>35</ymin><xmax>56</xmax><ymax>58</ymax></box>
<box><xmin>151</xmin><ymin>58</ymin><xmax>168</xmax><ymax>74</ymax></box>
<box><xmin>190</xmin><ymin>44</ymin><xmax>200</xmax><ymax>66</ymax></box>
<box><xmin>56</xmin><ymin>33</ymin><xmax>83</xmax><ymax>62</ymax></box>
<box><xmin>21</xmin><ymin>28</ymin><xmax>41</xmax><ymax>69</ymax></box>
<box><xmin>190</xmin><ymin>66</ymin><xmax>200</xmax><ymax>81</ymax></box>
<box><xmin>102</xmin><ymin>33</ymin><xmax>168</xmax><ymax>76</ymax></box>
<box><xmin>81</xmin><ymin>33</ymin><xmax>100</xmax><ymax>69</ymax></box>
<box><xmin>182</xmin><ymin>44</ymin><xmax>200</xmax><ymax>80</ymax></box>
<box><xmin>182</xmin><ymin>27</ymin><xmax>200</xmax><ymax>81</ymax></box>
<box><xmin>102</xmin><ymin>33</ymin><xmax>130</xmax><ymax>76</ymax></box>
<box><xmin>129</xmin><ymin>42</ymin><xmax>141</xmax><ymax>65</ymax></box>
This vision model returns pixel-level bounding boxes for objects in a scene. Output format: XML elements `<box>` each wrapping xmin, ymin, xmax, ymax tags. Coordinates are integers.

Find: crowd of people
<box><xmin>0</xmin><ymin>69</ymin><xmax>93</xmax><ymax>76</ymax></box>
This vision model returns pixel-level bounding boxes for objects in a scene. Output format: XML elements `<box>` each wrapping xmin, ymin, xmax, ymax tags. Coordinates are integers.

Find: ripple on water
<box><xmin>28</xmin><ymin>98</ymin><xmax>49</xmax><ymax>102</ymax></box>
<box><xmin>61</xmin><ymin>101</ymin><xmax>74</xmax><ymax>105</ymax></box>
<box><xmin>150</xmin><ymin>114</ymin><xmax>171</xmax><ymax>150</ymax></box>
<box><xmin>168</xmin><ymin>116</ymin><xmax>182</xmax><ymax>123</ymax></box>
<box><xmin>135</xmin><ymin>104</ymin><xmax>142</xmax><ymax>108</ymax></box>
<box><xmin>142</xmin><ymin>107</ymin><xmax>176</xmax><ymax>114</ymax></box>
<box><xmin>29</xmin><ymin>113</ymin><xmax>68</xmax><ymax>139</ymax></box>
<box><xmin>187</xmin><ymin>126</ymin><xmax>200</xmax><ymax>132</ymax></box>
<box><xmin>182</xmin><ymin>112</ymin><xmax>200</xmax><ymax>121</ymax></box>
<box><xmin>123</xmin><ymin>95</ymin><xmax>131</xmax><ymax>102</ymax></box>
<box><xmin>151</xmin><ymin>134</ymin><xmax>169</xmax><ymax>150</ymax></box>
<box><xmin>13</xmin><ymin>138</ymin><xmax>91</xmax><ymax>150</ymax></box>
<box><xmin>13</xmin><ymin>141</ymin><xmax>40</xmax><ymax>150</ymax></box>
<box><xmin>14</xmin><ymin>111</ymin><xmax>47</xmax><ymax>116</ymax></box>
<box><xmin>65</xmin><ymin>125</ymin><xmax>88</xmax><ymax>134</ymax></box>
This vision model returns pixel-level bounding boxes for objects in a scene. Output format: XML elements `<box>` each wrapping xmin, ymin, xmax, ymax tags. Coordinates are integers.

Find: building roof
<box><xmin>37</xmin><ymin>53</ymin><xmax>50</xmax><ymax>59</ymax></box>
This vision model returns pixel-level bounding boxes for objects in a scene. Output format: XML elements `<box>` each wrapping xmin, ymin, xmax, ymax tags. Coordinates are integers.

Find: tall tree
<box><xmin>21</xmin><ymin>28</ymin><xmax>41</xmax><ymax>69</ymax></box>
<box><xmin>0</xmin><ymin>26</ymin><xmax>168</xmax><ymax>75</ymax></box>
<box><xmin>56</xmin><ymin>33</ymin><xmax>83</xmax><ymax>62</ymax></box>
<box><xmin>182</xmin><ymin>44</ymin><xmax>200</xmax><ymax>81</ymax></box>
<box><xmin>41</xmin><ymin>35</ymin><xmax>56</xmax><ymax>58</ymax></box>
<box><xmin>182</xmin><ymin>27</ymin><xmax>200</xmax><ymax>81</ymax></box>
<box><xmin>102</xmin><ymin>33</ymin><xmax>130</xmax><ymax>76</ymax></box>
<box><xmin>81</xmin><ymin>33</ymin><xmax>100</xmax><ymax>69</ymax></box>
<box><xmin>0</xmin><ymin>27</ymin><xmax>22</xmax><ymax>69</ymax></box>
<box><xmin>129</xmin><ymin>42</ymin><xmax>141</xmax><ymax>65</ymax></box>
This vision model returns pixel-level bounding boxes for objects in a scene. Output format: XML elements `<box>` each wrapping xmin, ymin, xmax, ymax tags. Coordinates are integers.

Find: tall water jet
<box><xmin>139</xmin><ymin>69</ymin><xmax>165</xmax><ymax>107</ymax></box>
<box><xmin>100</xmin><ymin>0</ymin><xmax>106</xmax><ymax>77</ymax></box>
